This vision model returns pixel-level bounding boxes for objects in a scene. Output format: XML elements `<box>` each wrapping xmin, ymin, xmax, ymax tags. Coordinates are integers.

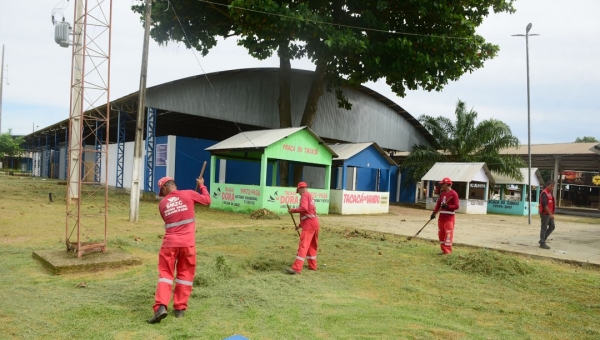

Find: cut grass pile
<box><xmin>446</xmin><ymin>249</ymin><xmax>535</xmax><ymax>278</ymax></box>
<box><xmin>249</xmin><ymin>208</ymin><xmax>280</xmax><ymax>220</ymax></box>
<box><xmin>1</xmin><ymin>175</ymin><xmax>600</xmax><ymax>339</ymax></box>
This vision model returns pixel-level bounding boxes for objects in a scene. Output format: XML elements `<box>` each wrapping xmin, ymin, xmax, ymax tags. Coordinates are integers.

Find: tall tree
<box><xmin>575</xmin><ymin>136</ymin><xmax>598</xmax><ymax>143</ymax></box>
<box><xmin>401</xmin><ymin>100</ymin><xmax>525</xmax><ymax>184</ymax></box>
<box><xmin>132</xmin><ymin>0</ymin><xmax>516</xmax><ymax>183</ymax></box>
<box><xmin>0</xmin><ymin>129</ymin><xmax>25</xmax><ymax>168</ymax></box>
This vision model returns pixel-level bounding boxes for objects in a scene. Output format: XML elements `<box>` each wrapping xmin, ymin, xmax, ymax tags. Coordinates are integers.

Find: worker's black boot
<box><xmin>539</xmin><ymin>243</ymin><xmax>550</xmax><ymax>250</ymax></box>
<box><xmin>147</xmin><ymin>305</ymin><xmax>168</xmax><ymax>324</ymax></box>
<box><xmin>174</xmin><ymin>309</ymin><xmax>185</xmax><ymax>318</ymax></box>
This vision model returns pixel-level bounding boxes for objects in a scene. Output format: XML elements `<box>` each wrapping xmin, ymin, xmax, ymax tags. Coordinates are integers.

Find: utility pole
<box><xmin>0</xmin><ymin>44</ymin><xmax>4</xmax><ymax>134</ymax></box>
<box><xmin>129</xmin><ymin>0</ymin><xmax>153</xmax><ymax>222</ymax></box>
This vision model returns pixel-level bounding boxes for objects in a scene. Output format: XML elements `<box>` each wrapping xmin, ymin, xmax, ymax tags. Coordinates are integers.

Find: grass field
<box><xmin>1</xmin><ymin>175</ymin><xmax>599</xmax><ymax>339</ymax></box>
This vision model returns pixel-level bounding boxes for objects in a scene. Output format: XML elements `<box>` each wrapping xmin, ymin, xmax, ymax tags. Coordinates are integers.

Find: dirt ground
<box><xmin>319</xmin><ymin>204</ymin><xmax>600</xmax><ymax>266</ymax></box>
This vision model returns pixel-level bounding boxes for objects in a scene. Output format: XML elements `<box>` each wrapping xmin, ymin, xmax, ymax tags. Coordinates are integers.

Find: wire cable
<box><xmin>165</xmin><ymin>0</ymin><xmax>259</xmax><ymax>149</ymax></box>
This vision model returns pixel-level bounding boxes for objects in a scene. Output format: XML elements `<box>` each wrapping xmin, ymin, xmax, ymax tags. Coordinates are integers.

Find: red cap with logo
<box><xmin>440</xmin><ymin>177</ymin><xmax>452</xmax><ymax>185</ymax></box>
<box><xmin>296</xmin><ymin>181</ymin><xmax>308</xmax><ymax>193</ymax></box>
<box><xmin>157</xmin><ymin>177</ymin><xmax>174</xmax><ymax>190</ymax></box>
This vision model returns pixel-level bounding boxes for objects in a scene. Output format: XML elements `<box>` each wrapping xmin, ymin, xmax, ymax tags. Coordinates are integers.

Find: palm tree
<box><xmin>401</xmin><ymin>100</ymin><xmax>525</xmax><ymax>184</ymax></box>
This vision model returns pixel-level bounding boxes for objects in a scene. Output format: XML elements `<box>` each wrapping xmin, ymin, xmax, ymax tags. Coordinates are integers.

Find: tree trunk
<box><xmin>278</xmin><ymin>42</ymin><xmax>292</xmax><ymax>187</ymax></box>
<box><xmin>293</xmin><ymin>58</ymin><xmax>328</xmax><ymax>185</ymax></box>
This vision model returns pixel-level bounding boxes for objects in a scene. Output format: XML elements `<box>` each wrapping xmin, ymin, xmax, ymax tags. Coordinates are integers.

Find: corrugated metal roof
<box><xmin>421</xmin><ymin>162</ymin><xmax>494</xmax><ymax>184</ymax></box>
<box><xmin>501</xmin><ymin>143</ymin><xmax>600</xmax><ymax>155</ymax></box>
<box><xmin>491</xmin><ymin>168</ymin><xmax>544</xmax><ymax>186</ymax></box>
<box><xmin>205</xmin><ymin>126</ymin><xmax>337</xmax><ymax>156</ymax></box>
<box><xmin>328</xmin><ymin>142</ymin><xmax>396</xmax><ymax>165</ymax></box>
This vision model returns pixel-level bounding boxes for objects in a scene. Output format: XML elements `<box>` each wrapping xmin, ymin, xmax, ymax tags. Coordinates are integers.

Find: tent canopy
<box><xmin>421</xmin><ymin>162</ymin><xmax>494</xmax><ymax>185</ymax></box>
<box><xmin>492</xmin><ymin>168</ymin><xmax>544</xmax><ymax>186</ymax></box>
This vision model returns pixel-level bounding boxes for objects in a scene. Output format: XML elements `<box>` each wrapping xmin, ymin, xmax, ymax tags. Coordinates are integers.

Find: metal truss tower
<box><xmin>144</xmin><ymin>107</ymin><xmax>156</xmax><ymax>192</ymax></box>
<box><xmin>65</xmin><ymin>0</ymin><xmax>113</xmax><ymax>257</ymax></box>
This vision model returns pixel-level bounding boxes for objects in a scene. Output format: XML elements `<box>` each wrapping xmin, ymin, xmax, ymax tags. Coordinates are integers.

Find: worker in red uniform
<box><xmin>539</xmin><ymin>179</ymin><xmax>556</xmax><ymax>249</ymax></box>
<box><xmin>431</xmin><ymin>177</ymin><xmax>460</xmax><ymax>255</ymax></box>
<box><xmin>147</xmin><ymin>175</ymin><xmax>211</xmax><ymax>324</ymax></box>
<box><xmin>286</xmin><ymin>182</ymin><xmax>319</xmax><ymax>274</ymax></box>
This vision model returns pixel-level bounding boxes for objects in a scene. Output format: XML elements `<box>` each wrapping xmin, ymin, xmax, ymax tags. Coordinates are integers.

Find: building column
<box><xmin>271</xmin><ymin>161</ymin><xmax>278</xmax><ymax>186</ymax></box>
<box><xmin>324</xmin><ymin>164</ymin><xmax>331</xmax><ymax>190</ymax></box>
<box><xmin>144</xmin><ymin>107</ymin><xmax>157</xmax><ymax>192</ymax></box>
<box><xmin>553</xmin><ymin>156</ymin><xmax>560</xmax><ymax>197</ymax></box>
<box><xmin>342</xmin><ymin>165</ymin><xmax>347</xmax><ymax>190</ymax></box>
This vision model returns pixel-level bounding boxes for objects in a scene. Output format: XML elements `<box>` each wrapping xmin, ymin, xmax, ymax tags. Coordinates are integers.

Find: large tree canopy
<box><xmin>0</xmin><ymin>129</ymin><xmax>25</xmax><ymax>164</ymax></box>
<box><xmin>401</xmin><ymin>100</ymin><xmax>525</xmax><ymax>184</ymax></box>
<box><xmin>132</xmin><ymin>0</ymin><xmax>515</xmax><ymax>107</ymax></box>
<box><xmin>132</xmin><ymin>0</ymin><xmax>515</xmax><ymax>183</ymax></box>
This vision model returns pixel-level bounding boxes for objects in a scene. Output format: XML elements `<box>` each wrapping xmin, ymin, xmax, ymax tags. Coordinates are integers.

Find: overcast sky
<box><xmin>0</xmin><ymin>0</ymin><xmax>598</xmax><ymax>146</ymax></box>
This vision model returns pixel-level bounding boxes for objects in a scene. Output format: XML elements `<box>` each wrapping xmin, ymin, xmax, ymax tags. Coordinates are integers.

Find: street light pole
<box><xmin>0</xmin><ymin>44</ymin><xmax>5</xmax><ymax>134</ymax></box>
<box><xmin>513</xmin><ymin>23</ymin><xmax>539</xmax><ymax>225</ymax></box>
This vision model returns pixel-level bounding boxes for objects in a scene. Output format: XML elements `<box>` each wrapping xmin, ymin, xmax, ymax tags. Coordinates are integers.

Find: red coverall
<box><xmin>289</xmin><ymin>191</ymin><xmax>319</xmax><ymax>273</ymax></box>
<box><xmin>433</xmin><ymin>189</ymin><xmax>460</xmax><ymax>254</ymax></box>
<box><xmin>153</xmin><ymin>187</ymin><xmax>211</xmax><ymax>313</ymax></box>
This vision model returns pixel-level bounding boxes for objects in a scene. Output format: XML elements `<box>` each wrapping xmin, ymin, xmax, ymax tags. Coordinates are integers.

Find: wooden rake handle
<box><xmin>286</xmin><ymin>203</ymin><xmax>301</xmax><ymax>237</ymax></box>
<box><xmin>408</xmin><ymin>196</ymin><xmax>454</xmax><ymax>241</ymax></box>
<box><xmin>195</xmin><ymin>161</ymin><xmax>207</xmax><ymax>191</ymax></box>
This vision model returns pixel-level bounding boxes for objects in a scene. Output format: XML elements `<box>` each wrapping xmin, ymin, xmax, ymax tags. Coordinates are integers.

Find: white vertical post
<box><xmin>129</xmin><ymin>0</ymin><xmax>153</xmax><ymax>222</ymax></box>
<box><xmin>67</xmin><ymin>0</ymin><xmax>85</xmax><ymax>204</ymax></box>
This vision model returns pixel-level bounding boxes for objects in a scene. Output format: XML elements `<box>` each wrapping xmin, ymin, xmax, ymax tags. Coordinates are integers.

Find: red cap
<box><xmin>440</xmin><ymin>177</ymin><xmax>453</xmax><ymax>185</ymax></box>
<box><xmin>296</xmin><ymin>181</ymin><xmax>308</xmax><ymax>193</ymax></box>
<box><xmin>157</xmin><ymin>177</ymin><xmax>174</xmax><ymax>190</ymax></box>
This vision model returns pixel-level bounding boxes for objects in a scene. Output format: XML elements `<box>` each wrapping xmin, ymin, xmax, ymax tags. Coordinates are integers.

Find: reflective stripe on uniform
<box><xmin>158</xmin><ymin>277</ymin><xmax>173</xmax><ymax>285</ymax></box>
<box><xmin>165</xmin><ymin>218</ymin><xmax>195</xmax><ymax>229</ymax></box>
<box><xmin>306</xmin><ymin>256</ymin><xmax>317</xmax><ymax>260</ymax></box>
<box><xmin>175</xmin><ymin>278</ymin><xmax>193</xmax><ymax>286</ymax></box>
<box><xmin>439</xmin><ymin>211</ymin><xmax>455</xmax><ymax>215</ymax></box>
<box><xmin>301</xmin><ymin>214</ymin><xmax>317</xmax><ymax>220</ymax></box>
<box><xmin>296</xmin><ymin>256</ymin><xmax>305</xmax><ymax>261</ymax></box>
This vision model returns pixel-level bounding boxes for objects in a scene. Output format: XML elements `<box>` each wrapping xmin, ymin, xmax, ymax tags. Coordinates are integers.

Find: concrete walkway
<box><xmin>321</xmin><ymin>205</ymin><xmax>600</xmax><ymax>266</ymax></box>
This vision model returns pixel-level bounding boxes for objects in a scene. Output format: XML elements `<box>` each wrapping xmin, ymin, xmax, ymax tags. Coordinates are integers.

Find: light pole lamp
<box><xmin>512</xmin><ymin>23</ymin><xmax>539</xmax><ymax>225</ymax></box>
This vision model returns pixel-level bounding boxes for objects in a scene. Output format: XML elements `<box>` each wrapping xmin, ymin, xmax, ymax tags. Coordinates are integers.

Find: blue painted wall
<box><xmin>173</xmin><ymin>137</ymin><xmax>217</xmax><ymax>193</ymax></box>
<box><xmin>345</xmin><ymin>146</ymin><xmax>392</xmax><ymax>169</ymax></box>
<box><xmin>389</xmin><ymin>167</ymin><xmax>417</xmax><ymax>203</ymax></box>
<box><xmin>356</xmin><ymin>167</ymin><xmax>377</xmax><ymax>191</ymax></box>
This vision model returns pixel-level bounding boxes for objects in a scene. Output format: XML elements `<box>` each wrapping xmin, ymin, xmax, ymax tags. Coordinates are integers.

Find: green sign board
<box><xmin>262</xmin><ymin>186</ymin><xmax>330</xmax><ymax>214</ymax></box>
<box><xmin>209</xmin><ymin>183</ymin><xmax>262</xmax><ymax>213</ymax></box>
<box><xmin>265</xmin><ymin>129</ymin><xmax>332</xmax><ymax>165</ymax></box>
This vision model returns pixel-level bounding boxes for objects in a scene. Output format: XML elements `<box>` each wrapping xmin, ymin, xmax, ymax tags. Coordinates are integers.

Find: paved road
<box><xmin>321</xmin><ymin>205</ymin><xmax>600</xmax><ymax>266</ymax></box>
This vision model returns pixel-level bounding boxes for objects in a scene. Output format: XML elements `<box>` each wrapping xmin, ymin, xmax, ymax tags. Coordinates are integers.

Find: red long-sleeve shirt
<box><xmin>289</xmin><ymin>191</ymin><xmax>319</xmax><ymax>231</ymax></box>
<box><xmin>434</xmin><ymin>189</ymin><xmax>460</xmax><ymax>220</ymax></box>
<box><xmin>158</xmin><ymin>186</ymin><xmax>211</xmax><ymax>247</ymax></box>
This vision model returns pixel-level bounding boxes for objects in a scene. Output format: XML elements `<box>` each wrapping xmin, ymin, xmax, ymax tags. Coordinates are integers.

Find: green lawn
<box><xmin>1</xmin><ymin>175</ymin><xmax>599</xmax><ymax>339</ymax></box>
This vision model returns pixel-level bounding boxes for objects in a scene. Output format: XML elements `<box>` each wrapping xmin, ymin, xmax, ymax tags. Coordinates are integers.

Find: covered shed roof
<box><xmin>21</xmin><ymin>68</ymin><xmax>437</xmax><ymax>152</ymax></box>
<box><xmin>501</xmin><ymin>142</ymin><xmax>600</xmax><ymax>155</ymax></box>
<box><xmin>328</xmin><ymin>142</ymin><xmax>396</xmax><ymax>165</ymax></box>
<box><xmin>422</xmin><ymin>162</ymin><xmax>495</xmax><ymax>184</ymax></box>
<box><xmin>492</xmin><ymin>168</ymin><xmax>544</xmax><ymax>186</ymax></box>
<box><xmin>205</xmin><ymin>126</ymin><xmax>336</xmax><ymax>157</ymax></box>
<box><xmin>500</xmin><ymin>143</ymin><xmax>600</xmax><ymax>172</ymax></box>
